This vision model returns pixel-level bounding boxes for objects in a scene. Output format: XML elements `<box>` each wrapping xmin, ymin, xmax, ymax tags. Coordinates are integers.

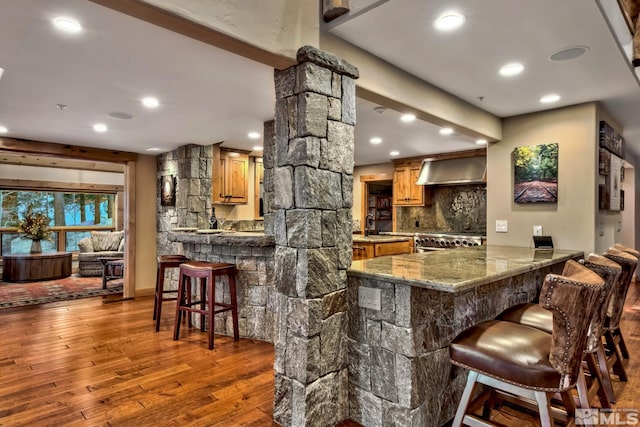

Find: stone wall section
<box><xmin>272</xmin><ymin>46</ymin><xmax>359</xmax><ymax>427</ymax></box>
<box><xmin>156</xmin><ymin>145</ymin><xmax>212</xmax><ymax>296</ymax></box>
<box><xmin>346</xmin><ymin>262</ymin><xmax>567</xmax><ymax>427</ymax></box>
<box><xmin>180</xmin><ymin>240</ymin><xmax>276</xmax><ymax>342</ymax></box>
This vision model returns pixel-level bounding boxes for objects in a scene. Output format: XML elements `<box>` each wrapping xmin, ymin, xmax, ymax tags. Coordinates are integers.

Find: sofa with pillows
<box><xmin>78</xmin><ymin>230</ymin><xmax>125</xmax><ymax>276</ymax></box>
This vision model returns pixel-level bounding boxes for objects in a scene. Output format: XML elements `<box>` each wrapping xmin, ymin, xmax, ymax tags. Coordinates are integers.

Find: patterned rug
<box><xmin>0</xmin><ymin>275</ymin><xmax>122</xmax><ymax>309</ymax></box>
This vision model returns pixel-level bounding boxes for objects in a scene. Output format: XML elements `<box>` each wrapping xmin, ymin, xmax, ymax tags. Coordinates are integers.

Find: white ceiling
<box><xmin>0</xmin><ymin>0</ymin><xmax>639</xmax><ymax>166</ymax></box>
<box><xmin>330</xmin><ymin>0</ymin><xmax>640</xmax><ymax>158</ymax></box>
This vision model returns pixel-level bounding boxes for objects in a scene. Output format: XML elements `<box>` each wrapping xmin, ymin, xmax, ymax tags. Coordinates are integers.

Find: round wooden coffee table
<box><xmin>2</xmin><ymin>252</ymin><xmax>72</xmax><ymax>282</ymax></box>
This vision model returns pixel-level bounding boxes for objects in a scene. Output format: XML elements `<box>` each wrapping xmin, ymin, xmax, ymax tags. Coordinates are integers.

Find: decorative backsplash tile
<box><xmin>396</xmin><ymin>185</ymin><xmax>486</xmax><ymax>234</ymax></box>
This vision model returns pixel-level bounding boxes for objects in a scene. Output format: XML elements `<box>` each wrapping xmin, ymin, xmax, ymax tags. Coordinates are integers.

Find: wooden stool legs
<box><xmin>153</xmin><ymin>255</ymin><xmax>189</xmax><ymax>332</ymax></box>
<box><xmin>173</xmin><ymin>262</ymin><xmax>239</xmax><ymax>350</ymax></box>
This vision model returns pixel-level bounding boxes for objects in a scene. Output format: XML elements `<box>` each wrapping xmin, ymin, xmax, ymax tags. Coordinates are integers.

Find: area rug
<box><xmin>0</xmin><ymin>275</ymin><xmax>122</xmax><ymax>309</ymax></box>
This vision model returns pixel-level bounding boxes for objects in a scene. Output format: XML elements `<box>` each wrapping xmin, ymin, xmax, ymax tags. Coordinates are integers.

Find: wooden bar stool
<box><xmin>173</xmin><ymin>261</ymin><xmax>239</xmax><ymax>350</ymax></box>
<box><xmin>154</xmin><ymin>255</ymin><xmax>190</xmax><ymax>332</ymax></box>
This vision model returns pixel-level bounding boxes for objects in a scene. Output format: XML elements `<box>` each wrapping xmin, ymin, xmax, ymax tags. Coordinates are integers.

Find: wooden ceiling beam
<box><xmin>0</xmin><ymin>137</ymin><xmax>137</xmax><ymax>163</ymax></box>
<box><xmin>0</xmin><ymin>152</ymin><xmax>125</xmax><ymax>173</ymax></box>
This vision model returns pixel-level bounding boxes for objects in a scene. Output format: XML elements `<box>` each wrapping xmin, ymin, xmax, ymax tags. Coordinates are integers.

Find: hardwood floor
<box><xmin>0</xmin><ymin>284</ymin><xmax>639</xmax><ymax>426</ymax></box>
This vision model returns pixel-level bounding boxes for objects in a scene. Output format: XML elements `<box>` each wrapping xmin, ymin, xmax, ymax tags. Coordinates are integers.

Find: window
<box><xmin>0</xmin><ymin>190</ymin><xmax>116</xmax><ymax>255</ymax></box>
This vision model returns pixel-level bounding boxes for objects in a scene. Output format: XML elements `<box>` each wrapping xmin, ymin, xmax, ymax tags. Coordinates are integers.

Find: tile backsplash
<box><xmin>396</xmin><ymin>184</ymin><xmax>486</xmax><ymax>234</ymax></box>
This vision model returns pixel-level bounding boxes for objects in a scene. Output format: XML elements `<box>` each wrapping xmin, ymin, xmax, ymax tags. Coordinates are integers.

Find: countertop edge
<box><xmin>347</xmin><ymin>248</ymin><xmax>583</xmax><ymax>293</ymax></box>
<box><xmin>168</xmin><ymin>231</ymin><xmax>275</xmax><ymax>247</ymax></box>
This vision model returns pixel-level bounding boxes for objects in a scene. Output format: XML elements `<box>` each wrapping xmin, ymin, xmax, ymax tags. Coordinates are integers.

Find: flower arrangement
<box><xmin>17</xmin><ymin>205</ymin><xmax>53</xmax><ymax>241</ymax></box>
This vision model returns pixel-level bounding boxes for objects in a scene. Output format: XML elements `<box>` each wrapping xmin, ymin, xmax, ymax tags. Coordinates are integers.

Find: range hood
<box><xmin>415</xmin><ymin>156</ymin><xmax>487</xmax><ymax>185</ymax></box>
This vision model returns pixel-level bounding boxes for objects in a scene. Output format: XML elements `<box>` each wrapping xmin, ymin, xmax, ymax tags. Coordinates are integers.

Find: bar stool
<box><xmin>154</xmin><ymin>255</ymin><xmax>190</xmax><ymax>332</ymax></box>
<box><xmin>173</xmin><ymin>261</ymin><xmax>239</xmax><ymax>350</ymax></box>
<box><xmin>450</xmin><ymin>260</ymin><xmax>605</xmax><ymax>427</ymax></box>
<box><xmin>496</xmin><ymin>254</ymin><xmax>622</xmax><ymax>407</ymax></box>
<box><xmin>602</xmin><ymin>248</ymin><xmax>638</xmax><ymax>382</ymax></box>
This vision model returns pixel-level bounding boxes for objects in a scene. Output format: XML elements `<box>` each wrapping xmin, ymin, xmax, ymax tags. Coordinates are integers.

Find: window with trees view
<box><xmin>0</xmin><ymin>190</ymin><xmax>116</xmax><ymax>255</ymax></box>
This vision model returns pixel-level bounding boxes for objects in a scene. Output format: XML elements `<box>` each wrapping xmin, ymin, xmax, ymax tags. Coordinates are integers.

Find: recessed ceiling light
<box><xmin>390</xmin><ymin>151</ymin><xmax>400</xmax><ymax>157</ymax></box>
<box><xmin>93</xmin><ymin>123</ymin><xmax>107</xmax><ymax>133</ymax></box>
<box><xmin>52</xmin><ymin>17</ymin><xmax>82</xmax><ymax>33</ymax></box>
<box><xmin>401</xmin><ymin>114</ymin><xmax>416</xmax><ymax>123</ymax></box>
<box><xmin>0</xmin><ymin>126</ymin><xmax>7</xmax><ymax>134</ymax></box>
<box><xmin>434</xmin><ymin>12</ymin><xmax>465</xmax><ymax>31</ymax></box>
<box><xmin>141</xmin><ymin>97</ymin><xmax>159</xmax><ymax>108</ymax></box>
<box><xmin>439</xmin><ymin>127</ymin><xmax>454</xmax><ymax>135</ymax></box>
<box><xmin>248</xmin><ymin>132</ymin><xmax>261</xmax><ymax>140</ymax></box>
<box><xmin>370</xmin><ymin>137</ymin><xmax>382</xmax><ymax>144</ymax></box>
<box><xmin>540</xmin><ymin>94</ymin><xmax>561</xmax><ymax>104</ymax></box>
<box><xmin>476</xmin><ymin>139</ymin><xmax>487</xmax><ymax>145</ymax></box>
<box><xmin>499</xmin><ymin>63</ymin><xmax>525</xmax><ymax>77</ymax></box>
<box><xmin>146</xmin><ymin>147</ymin><xmax>161</xmax><ymax>152</ymax></box>
<box><xmin>550</xmin><ymin>46</ymin><xmax>590</xmax><ymax>62</ymax></box>
<box><xmin>253</xmin><ymin>146</ymin><xmax>264</xmax><ymax>151</ymax></box>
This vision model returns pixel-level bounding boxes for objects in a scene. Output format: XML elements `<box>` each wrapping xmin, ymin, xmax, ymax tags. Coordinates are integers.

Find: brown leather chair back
<box><xmin>604</xmin><ymin>248</ymin><xmax>638</xmax><ymax>330</ymax></box>
<box><xmin>614</xmin><ymin>242</ymin><xmax>640</xmax><ymax>258</ymax></box>
<box><xmin>539</xmin><ymin>260</ymin><xmax>605</xmax><ymax>388</ymax></box>
<box><xmin>580</xmin><ymin>254</ymin><xmax>622</xmax><ymax>353</ymax></box>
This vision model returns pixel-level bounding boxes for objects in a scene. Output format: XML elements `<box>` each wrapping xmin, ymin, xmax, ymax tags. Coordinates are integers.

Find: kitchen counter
<box><xmin>168</xmin><ymin>230</ymin><xmax>275</xmax><ymax>247</ymax></box>
<box><xmin>348</xmin><ymin>245</ymin><xmax>581</xmax><ymax>293</ymax></box>
<box><xmin>346</xmin><ymin>245</ymin><xmax>582</xmax><ymax>426</ymax></box>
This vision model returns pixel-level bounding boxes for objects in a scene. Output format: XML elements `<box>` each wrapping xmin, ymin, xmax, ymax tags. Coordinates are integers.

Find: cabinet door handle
<box><xmin>353</xmin><ymin>246</ymin><xmax>366</xmax><ymax>250</ymax></box>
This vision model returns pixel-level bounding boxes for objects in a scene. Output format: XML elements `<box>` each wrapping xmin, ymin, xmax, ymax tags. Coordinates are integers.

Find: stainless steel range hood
<box><xmin>415</xmin><ymin>156</ymin><xmax>487</xmax><ymax>185</ymax></box>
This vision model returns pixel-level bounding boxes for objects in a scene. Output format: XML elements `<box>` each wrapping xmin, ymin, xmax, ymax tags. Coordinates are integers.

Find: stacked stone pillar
<box><xmin>271</xmin><ymin>46</ymin><xmax>359</xmax><ymax>426</ymax></box>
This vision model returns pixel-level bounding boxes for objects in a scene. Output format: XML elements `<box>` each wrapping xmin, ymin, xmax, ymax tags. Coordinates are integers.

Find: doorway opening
<box><xmin>363</xmin><ymin>180</ymin><xmax>393</xmax><ymax>234</ymax></box>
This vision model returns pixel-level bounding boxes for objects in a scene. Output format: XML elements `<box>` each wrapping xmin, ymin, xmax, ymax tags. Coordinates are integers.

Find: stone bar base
<box><xmin>346</xmin><ymin>262</ymin><xmax>567</xmax><ymax>427</ymax></box>
<box><xmin>170</xmin><ymin>232</ymin><xmax>276</xmax><ymax>342</ymax></box>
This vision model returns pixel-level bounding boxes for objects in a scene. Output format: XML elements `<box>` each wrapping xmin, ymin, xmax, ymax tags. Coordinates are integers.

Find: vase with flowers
<box><xmin>17</xmin><ymin>205</ymin><xmax>53</xmax><ymax>254</ymax></box>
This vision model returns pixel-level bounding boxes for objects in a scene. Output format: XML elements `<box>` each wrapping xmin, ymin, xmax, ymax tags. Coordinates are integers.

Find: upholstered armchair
<box><xmin>78</xmin><ymin>230</ymin><xmax>125</xmax><ymax>276</ymax></box>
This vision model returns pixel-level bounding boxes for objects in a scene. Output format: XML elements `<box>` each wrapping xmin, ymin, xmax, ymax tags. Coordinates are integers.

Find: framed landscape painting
<box><xmin>513</xmin><ymin>143</ymin><xmax>558</xmax><ymax>203</ymax></box>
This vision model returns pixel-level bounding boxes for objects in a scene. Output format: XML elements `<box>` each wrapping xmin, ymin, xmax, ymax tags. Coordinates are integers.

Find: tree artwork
<box><xmin>513</xmin><ymin>143</ymin><xmax>558</xmax><ymax>203</ymax></box>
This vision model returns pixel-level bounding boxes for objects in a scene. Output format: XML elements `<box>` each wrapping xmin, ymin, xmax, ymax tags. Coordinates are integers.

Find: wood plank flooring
<box><xmin>0</xmin><ymin>284</ymin><xmax>639</xmax><ymax>426</ymax></box>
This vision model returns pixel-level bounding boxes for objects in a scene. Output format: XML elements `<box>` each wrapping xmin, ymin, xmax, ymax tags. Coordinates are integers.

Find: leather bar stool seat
<box><xmin>173</xmin><ymin>261</ymin><xmax>239</xmax><ymax>350</ymax></box>
<box><xmin>154</xmin><ymin>254</ymin><xmax>190</xmax><ymax>332</ymax></box>
<box><xmin>450</xmin><ymin>260</ymin><xmax>606</xmax><ymax>427</ymax></box>
<box><xmin>450</xmin><ymin>320</ymin><xmax>560</xmax><ymax>390</ymax></box>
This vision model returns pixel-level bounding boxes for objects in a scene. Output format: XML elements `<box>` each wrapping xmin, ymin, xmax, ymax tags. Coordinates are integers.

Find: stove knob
<box><xmin>455</xmin><ymin>240</ymin><xmax>461</xmax><ymax>246</ymax></box>
<box><xmin>438</xmin><ymin>240</ymin><xmax>445</xmax><ymax>246</ymax></box>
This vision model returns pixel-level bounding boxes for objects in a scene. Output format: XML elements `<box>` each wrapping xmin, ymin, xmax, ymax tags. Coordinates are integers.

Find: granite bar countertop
<box><xmin>168</xmin><ymin>231</ymin><xmax>275</xmax><ymax>247</ymax></box>
<box><xmin>348</xmin><ymin>245</ymin><xmax>583</xmax><ymax>293</ymax></box>
<box><xmin>352</xmin><ymin>235</ymin><xmax>413</xmax><ymax>243</ymax></box>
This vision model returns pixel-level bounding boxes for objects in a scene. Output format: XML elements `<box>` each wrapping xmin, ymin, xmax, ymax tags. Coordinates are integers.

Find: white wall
<box><xmin>487</xmin><ymin>103</ymin><xmax>598</xmax><ymax>253</ymax></box>
<box><xmin>0</xmin><ymin>164</ymin><xmax>124</xmax><ymax>185</ymax></box>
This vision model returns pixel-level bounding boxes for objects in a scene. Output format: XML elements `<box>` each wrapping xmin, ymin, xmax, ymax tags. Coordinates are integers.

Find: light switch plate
<box><xmin>358</xmin><ymin>286</ymin><xmax>381</xmax><ymax>310</ymax></box>
<box><xmin>496</xmin><ymin>220</ymin><xmax>508</xmax><ymax>233</ymax></box>
<box><xmin>533</xmin><ymin>225</ymin><xmax>543</xmax><ymax>236</ymax></box>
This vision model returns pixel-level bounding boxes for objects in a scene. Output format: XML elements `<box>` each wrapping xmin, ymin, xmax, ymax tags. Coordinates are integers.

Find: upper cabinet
<box><xmin>212</xmin><ymin>144</ymin><xmax>250</xmax><ymax>204</ymax></box>
<box><xmin>393</xmin><ymin>159</ymin><xmax>427</xmax><ymax>206</ymax></box>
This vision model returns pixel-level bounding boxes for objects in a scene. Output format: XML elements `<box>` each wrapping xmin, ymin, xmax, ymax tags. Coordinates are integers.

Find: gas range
<box><xmin>414</xmin><ymin>232</ymin><xmax>485</xmax><ymax>252</ymax></box>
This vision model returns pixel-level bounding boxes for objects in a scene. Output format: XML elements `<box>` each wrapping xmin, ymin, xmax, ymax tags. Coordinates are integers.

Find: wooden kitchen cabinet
<box><xmin>393</xmin><ymin>160</ymin><xmax>428</xmax><ymax>206</ymax></box>
<box><xmin>352</xmin><ymin>238</ymin><xmax>413</xmax><ymax>261</ymax></box>
<box><xmin>212</xmin><ymin>144</ymin><xmax>250</xmax><ymax>204</ymax></box>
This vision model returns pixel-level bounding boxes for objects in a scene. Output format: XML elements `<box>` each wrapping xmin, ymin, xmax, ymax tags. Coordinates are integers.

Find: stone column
<box><xmin>271</xmin><ymin>46</ymin><xmax>359</xmax><ymax>426</ymax></box>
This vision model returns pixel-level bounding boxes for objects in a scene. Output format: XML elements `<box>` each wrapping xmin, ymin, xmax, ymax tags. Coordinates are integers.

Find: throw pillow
<box><xmin>78</xmin><ymin>237</ymin><xmax>94</xmax><ymax>253</ymax></box>
<box><xmin>91</xmin><ymin>230</ymin><xmax>124</xmax><ymax>252</ymax></box>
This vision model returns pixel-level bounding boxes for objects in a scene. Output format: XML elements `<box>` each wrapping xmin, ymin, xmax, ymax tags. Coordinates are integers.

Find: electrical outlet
<box><xmin>415</xmin><ymin>220</ymin><xmax>419</xmax><ymax>228</ymax></box>
<box><xmin>496</xmin><ymin>220</ymin><xmax>508</xmax><ymax>233</ymax></box>
<box><xmin>358</xmin><ymin>286</ymin><xmax>381</xmax><ymax>310</ymax></box>
<box><xmin>533</xmin><ymin>225</ymin><xmax>543</xmax><ymax>236</ymax></box>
